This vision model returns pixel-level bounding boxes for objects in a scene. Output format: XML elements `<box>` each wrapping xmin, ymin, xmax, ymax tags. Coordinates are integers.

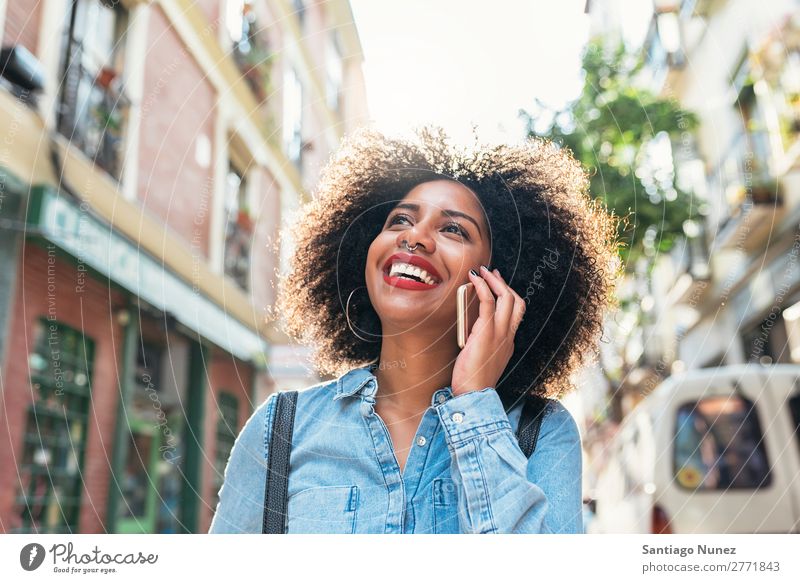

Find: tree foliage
<box><xmin>522</xmin><ymin>38</ymin><xmax>700</xmax><ymax>269</ymax></box>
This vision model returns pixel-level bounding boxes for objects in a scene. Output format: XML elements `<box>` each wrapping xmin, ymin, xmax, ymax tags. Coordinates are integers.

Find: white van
<box><xmin>588</xmin><ymin>363</ymin><xmax>800</xmax><ymax>533</ymax></box>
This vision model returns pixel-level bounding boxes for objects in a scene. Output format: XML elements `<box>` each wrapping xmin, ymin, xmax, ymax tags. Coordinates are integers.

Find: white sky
<box><xmin>349</xmin><ymin>0</ymin><xmax>653</xmax><ymax>146</ymax></box>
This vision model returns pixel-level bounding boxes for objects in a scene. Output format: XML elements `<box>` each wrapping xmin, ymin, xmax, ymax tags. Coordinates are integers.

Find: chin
<box><xmin>377</xmin><ymin>298</ymin><xmax>453</xmax><ymax>329</ymax></box>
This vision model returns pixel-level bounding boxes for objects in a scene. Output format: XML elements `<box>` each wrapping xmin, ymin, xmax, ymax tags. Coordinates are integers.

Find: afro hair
<box><xmin>271</xmin><ymin>125</ymin><xmax>621</xmax><ymax>403</ymax></box>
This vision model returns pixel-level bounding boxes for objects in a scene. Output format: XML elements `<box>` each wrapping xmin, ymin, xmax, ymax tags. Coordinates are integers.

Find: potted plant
<box><xmin>237</xmin><ymin>207</ymin><xmax>254</xmax><ymax>232</ymax></box>
<box><xmin>238</xmin><ymin>44</ymin><xmax>274</xmax><ymax>103</ymax></box>
<box><xmin>95</xmin><ymin>66</ymin><xmax>117</xmax><ymax>90</ymax></box>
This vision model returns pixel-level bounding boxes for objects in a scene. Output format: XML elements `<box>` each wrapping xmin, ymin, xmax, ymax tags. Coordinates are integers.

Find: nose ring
<box><xmin>402</xmin><ymin>239</ymin><xmax>419</xmax><ymax>252</ymax></box>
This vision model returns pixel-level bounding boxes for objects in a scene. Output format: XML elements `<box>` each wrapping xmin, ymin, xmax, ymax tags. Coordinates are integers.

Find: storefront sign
<box><xmin>27</xmin><ymin>187</ymin><xmax>268</xmax><ymax>364</ymax></box>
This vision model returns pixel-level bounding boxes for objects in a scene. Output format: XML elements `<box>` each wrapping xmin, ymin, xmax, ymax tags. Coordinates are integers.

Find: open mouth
<box><xmin>383</xmin><ymin>262</ymin><xmax>441</xmax><ymax>285</ymax></box>
<box><xmin>381</xmin><ymin>253</ymin><xmax>443</xmax><ymax>289</ymax></box>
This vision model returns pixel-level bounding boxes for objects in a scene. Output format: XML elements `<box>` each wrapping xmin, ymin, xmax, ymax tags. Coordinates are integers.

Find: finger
<box><xmin>479</xmin><ymin>265</ymin><xmax>511</xmax><ymax>299</ymax></box>
<box><xmin>511</xmin><ymin>296</ymin><xmax>526</xmax><ymax>334</ymax></box>
<box><xmin>481</xmin><ymin>267</ymin><xmax>514</xmax><ymax>336</ymax></box>
<box><xmin>493</xmin><ymin>267</ymin><xmax>526</xmax><ymax>313</ymax></box>
<box><xmin>492</xmin><ymin>268</ymin><xmax>526</xmax><ymax>339</ymax></box>
<box><xmin>468</xmin><ymin>269</ymin><xmax>497</xmax><ymax>325</ymax></box>
<box><xmin>494</xmin><ymin>286</ymin><xmax>515</xmax><ymax>338</ymax></box>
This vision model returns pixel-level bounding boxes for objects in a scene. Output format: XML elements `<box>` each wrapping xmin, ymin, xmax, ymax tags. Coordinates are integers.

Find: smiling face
<box><xmin>365</xmin><ymin>179</ymin><xmax>491</xmax><ymax>337</ymax></box>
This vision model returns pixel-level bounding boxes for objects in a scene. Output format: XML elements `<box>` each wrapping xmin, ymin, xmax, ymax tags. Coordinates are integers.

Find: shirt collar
<box><xmin>333</xmin><ymin>363</ymin><xmax>455</xmax><ymax>406</ymax></box>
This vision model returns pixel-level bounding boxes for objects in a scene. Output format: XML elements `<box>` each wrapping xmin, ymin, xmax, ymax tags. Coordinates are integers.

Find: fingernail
<box><xmin>493</xmin><ymin>268</ymin><xmax>501</xmax><ymax>276</ymax></box>
<box><xmin>480</xmin><ymin>265</ymin><xmax>489</xmax><ymax>272</ymax></box>
<box><xmin>469</xmin><ymin>268</ymin><xmax>478</xmax><ymax>276</ymax></box>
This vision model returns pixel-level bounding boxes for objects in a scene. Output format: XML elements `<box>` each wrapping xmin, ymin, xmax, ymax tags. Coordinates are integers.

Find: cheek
<box><xmin>365</xmin><ymin>239</ymin><xmax>379</xmax><ymax>267</ymax></box>
<box><xmin>365</xmin><ymin>233</ymin><xmax>390</xmax><ymax>276</ymax></box>
<box><xmin>367</xmin><ymin>231</ymin><xmax>393</xmax><ymax>257</ymax></box>
<box><xmin>442</xmin><ymin>246</ymin><xmax>482</xmax><ymax>278</ymax></box>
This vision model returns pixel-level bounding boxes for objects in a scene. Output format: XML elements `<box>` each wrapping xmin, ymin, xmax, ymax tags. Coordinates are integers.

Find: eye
<box><xmin>443</xmin><ymin>222</ymin><xmax>469</xmax><ymax>239</ymax></box>
<box><xmin>387</xmin><ymin>213</ymin><xmax>411</xmax><ymax>227</ymax></box>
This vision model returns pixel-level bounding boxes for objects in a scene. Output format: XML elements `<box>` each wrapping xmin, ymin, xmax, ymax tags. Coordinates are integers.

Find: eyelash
<box><xmin>388</xmin><ymin>213</ymin><xmax>470</xmax><ymax>239</ymax></box>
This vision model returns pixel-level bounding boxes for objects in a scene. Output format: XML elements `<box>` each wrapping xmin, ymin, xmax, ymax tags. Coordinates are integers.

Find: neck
<box><xmin>372</xmin><ymin>327</ymin><xmax>459</xmax><ymax>418</ymax></box>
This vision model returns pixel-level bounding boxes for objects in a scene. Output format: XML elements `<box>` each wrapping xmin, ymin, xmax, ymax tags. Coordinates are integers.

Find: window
<box><xmin>212</xmin><ymin>392</ymin><xmax>240</xmax><ymax>514</ymax></box>
<box><xmin>752</xmin><ymin>16</ymin><xmax>800</xmax><ymax>157</ymax></box>
<box><xmin>730</xmin><ymin>52</ymin><xmax>776</xmax><ymax>183</ymax></box>
<box><xmin>228</xmin><ymin>0</ymin><xmax>273</xmax><ymax>103</ymax></box>
<box><xmin>325</xmin><ymin>32</ymin><xmax>343</xmax><ymax>111</ymax></box>
<box><xmin>673</xmin><ymin>395</ymin><xmax>771</xmax><ymax>491</ymax></box>
<box><xmin>741</xmin><ymin>315</ymin><xmax>789</xmax><ymax>365</ymax></box>
<box><xmin>769</xmin><ymin>49</ymin><xmax>800</xmax><ymax>153</ymax></box>
<box><xmin>223</xmin><ymin>160</ymin><xmax>252</xmax><ymax>291</ymax></box>
<box><xmin>282</xmin><ymin>67</ymin><xmax>303</xmax><ymax>168</ymax></box>
<box><xmin>292</xmin><ymin>0</ymin><xmax>306</xmax><ymax>28</ymax></box>
<box><xmin>789</xmin><ymin>392</ymin><xmax>800</xmax><ymax>458</ymax></box>
<box><xmin>14</xmin><ymin>320</ymin><xmax>95</xmax><ymax>533</ymax></box>
<box><xmin>57</xmin><ymin>0</ymin><xmax>130</xmax><ymax>181</ymax></box>
<box><xmin>135</xmin><ymin>340</ymin><xmax>162</xmax><ymax>391</ymax></box>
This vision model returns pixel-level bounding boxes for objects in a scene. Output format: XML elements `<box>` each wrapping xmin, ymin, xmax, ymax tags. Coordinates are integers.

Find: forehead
<box><xmin>400</xmin><ymin>180</ymin><xmax>483</xmax><ymax>216</ymax></box>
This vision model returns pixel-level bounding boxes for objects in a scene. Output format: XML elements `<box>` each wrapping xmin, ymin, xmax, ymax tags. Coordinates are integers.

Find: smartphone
<box><xmin>457</xmin><ymin>282</ymin><xmax>479</xmax><ymax>349</ymax></box>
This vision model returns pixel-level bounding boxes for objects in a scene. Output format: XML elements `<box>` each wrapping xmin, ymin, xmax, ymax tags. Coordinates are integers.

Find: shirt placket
<box><xmin>399</xmin><ymin>409</ymin><xmax>439</xmax><ymax>533</ymax></box>
<box><xmin>359</xmin><ymin>378</ymin><xmax>406</xmax><ymax>533</ymax></box>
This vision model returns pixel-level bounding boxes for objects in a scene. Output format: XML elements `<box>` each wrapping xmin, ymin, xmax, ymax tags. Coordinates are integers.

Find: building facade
<box><xmin>636</xmin><ymin>0</ymin><xmax>800</xmax><ymax>381</ymax></box>
<box><xmin>0</xmin><ymin>0</ymin><xmax>367</xmax><ymax>533</ymax></box>
<box><xmin>585</xmin><ymin>0</ymin><xmax>800</xmax><ymax>417</ymax></box>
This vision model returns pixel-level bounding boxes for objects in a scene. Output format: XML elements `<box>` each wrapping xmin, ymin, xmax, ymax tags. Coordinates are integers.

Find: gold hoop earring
<box><xmin>345</xmin><ymin>286</ymin><xmax>380</xmax><ymax>343</ymax></box>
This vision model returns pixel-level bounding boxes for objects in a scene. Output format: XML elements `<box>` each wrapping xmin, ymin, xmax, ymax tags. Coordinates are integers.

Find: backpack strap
<box><xmin>262</xmin><ymin>390</ymin><xmax>298</xmax><ymax>534</ymax></box>
<box><xmin>515</xmin><ymin>395</ymin><xmax>551</xmax><ymax>458</ymax></box>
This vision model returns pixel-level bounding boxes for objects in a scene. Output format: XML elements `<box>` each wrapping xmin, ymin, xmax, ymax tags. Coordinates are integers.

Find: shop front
<box><xmin>0</xmin><ymin>184</ymin><xmax>268</xmax><ymax>533</ymax></box>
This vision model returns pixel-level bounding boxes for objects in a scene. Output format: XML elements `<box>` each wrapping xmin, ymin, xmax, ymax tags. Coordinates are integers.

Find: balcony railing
<box><xmin>224</xmin><ymin>210</ymin><xmax>253</xmax><ymax>291</ymax></box>
<box><xmin>56</xmin><ymin>39</ymin><xmax>129</xmax><ymax>181</ymax></box>
<box><xmin>715</xmin><ymin>179</ymin><xmax>785</xmax><ymax>252</ymax></box>
<box><xmin>230</xmin><ymin>5</ymin><xmax>274</xmax><ymax>105</ymax></box>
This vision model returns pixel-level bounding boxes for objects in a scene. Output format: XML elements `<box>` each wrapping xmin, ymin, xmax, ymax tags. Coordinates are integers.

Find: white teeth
<box><xmin>388</xmin><ymin>262</ymin><xmax>437</xmax><ymax>285</ymax></box>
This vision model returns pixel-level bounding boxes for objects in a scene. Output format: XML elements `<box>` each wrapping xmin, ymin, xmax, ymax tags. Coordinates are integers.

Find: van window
<box><xmin>673</xmin><ymin>395</ymin><xmax>771</xmax><ymax>490</ymax></box>
<box><xmin>789</xmin><ymin>393</ymin><xmax>800</xmax><ymax>456</ymax></box>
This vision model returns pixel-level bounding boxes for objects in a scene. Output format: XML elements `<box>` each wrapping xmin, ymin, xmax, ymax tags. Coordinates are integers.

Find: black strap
<box><xmin>515</xmin><ymin>395</ymin><xmax>551</xmax><ymax>458</ymax></box>
<box><xmin>261</xmin><ymin>389</ymin><xmax>550</xmax><ymax>533</ymax></box>
<box><xmin>262</xmin><ymin>390</ymin><xmax>298</xmax><ymax>534</ymax></box>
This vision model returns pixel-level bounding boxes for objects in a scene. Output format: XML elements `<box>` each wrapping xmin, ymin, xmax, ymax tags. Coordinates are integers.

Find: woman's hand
<box><xmin>451</xmin><ymin>265</ymin><xmax>527</xmax><ymax>396</ymax></box>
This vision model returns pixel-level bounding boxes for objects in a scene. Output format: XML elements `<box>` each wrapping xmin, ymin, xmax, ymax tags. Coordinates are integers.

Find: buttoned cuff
<box><xmin>435</xmin><ymin>387</ymin><xmax>513</xmax><ymax>445</ymax></box>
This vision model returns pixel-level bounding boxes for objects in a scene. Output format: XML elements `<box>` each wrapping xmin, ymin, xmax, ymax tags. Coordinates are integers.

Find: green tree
<box><xmin>522</xmin><ymin>38</ymin><xmax>705</xmax><ymax>423</ymax></box>
<box><xmin>522</xmin><ymin>38</ymin><xmax>700</xmax><ymax>270</ymax></box>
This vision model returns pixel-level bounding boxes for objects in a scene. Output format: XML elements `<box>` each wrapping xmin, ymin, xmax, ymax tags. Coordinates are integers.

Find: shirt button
<box><xmin>436</xmin><ymin>393</ymin><xmax>446</xmax><ymax>404</ymax></box>
<box><xmin>451</xmin><ymin>412</ymin><xmax>464</xmax><ymax>424</ymax></box>
<box><xmin>416</xmin><ymin>435</ymin><xmax>427</xmax><ymax>447</ymax></box>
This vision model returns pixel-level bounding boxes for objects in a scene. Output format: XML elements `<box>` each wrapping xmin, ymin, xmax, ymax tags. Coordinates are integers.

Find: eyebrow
<box><xmin>391</xmin><ymin>202</ymin><xmax>483</xmax><ymax>238</ymax></box>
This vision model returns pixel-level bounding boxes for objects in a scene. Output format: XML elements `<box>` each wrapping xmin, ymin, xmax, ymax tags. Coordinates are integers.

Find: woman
<box><xmin>209</xmin><ymin>126</ymin><xmax>619</xmax><ymax>534</ymax></box>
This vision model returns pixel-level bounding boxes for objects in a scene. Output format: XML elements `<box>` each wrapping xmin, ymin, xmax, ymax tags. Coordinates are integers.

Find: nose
<box><xmin>395</xmin><ymin>222</ymin><xmax>436</xmax><ymax>253</ymax></box>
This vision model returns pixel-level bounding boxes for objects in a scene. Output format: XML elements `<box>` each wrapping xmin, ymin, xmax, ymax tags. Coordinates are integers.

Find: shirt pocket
<box><xmin>432</xmin><ymin>477</ymin><xmax>460</xmax><ymax>534</ymax></box>
<box><xmin>286</xmin><ymin>485</ymin><xmax>359</xmax><ymax>534</ymax></box>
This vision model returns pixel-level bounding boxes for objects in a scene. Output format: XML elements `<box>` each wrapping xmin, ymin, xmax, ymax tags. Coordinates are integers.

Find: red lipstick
<box><xmin>382</xmin><ymin>252</ymin><xmax>442</xmax><ymax>281</ymax></box>
<box><xmin>381</xmin><ymin>252</ymin><xmax>442</xmax><ymax>291</ymax></box>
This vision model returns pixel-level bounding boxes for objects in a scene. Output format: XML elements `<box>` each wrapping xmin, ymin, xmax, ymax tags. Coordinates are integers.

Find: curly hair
<box><xmin>272</xmin><ymin>125</ymin><xmax>621</xmax><ymax>402</ymax></box>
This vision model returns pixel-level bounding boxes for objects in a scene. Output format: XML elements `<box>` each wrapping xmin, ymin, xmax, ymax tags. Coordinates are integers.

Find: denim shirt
<box><xmin>208</xmin><ymin>364</ymin><xmax>584</xmax><ymax>534</ymax></box>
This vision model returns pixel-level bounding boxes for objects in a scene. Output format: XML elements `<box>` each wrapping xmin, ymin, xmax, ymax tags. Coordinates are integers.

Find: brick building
<box><xmin>0</xmin><ymin>0</ymin><xmax>367</xmax><ymax>533</ymax></box>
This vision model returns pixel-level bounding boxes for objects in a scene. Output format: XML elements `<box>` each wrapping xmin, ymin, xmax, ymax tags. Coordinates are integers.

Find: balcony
<box><xmin>667</xmin><ymin>270</ymin><xmax>711</xmax><ymax>306</ymax></box>
<box><xmin>56</xmin><ymin>39</ymin><xmax>129</xmax><ymax>182</ymax></box>
<box><xmin>230</xmin><ymin>2</ymin><xmax>274</xmax><ymax>104</ymax></box>
<box><xmin>232</xmin><ymin>43</ymin><xmax>273</xmax><ymax>104</ymax></box>
<box><xmin>224</xmin><ymin>209</ymin><xmax>253</xmax><ymax>292</ymax></box>
<box><xmin>667</xmin><ymin>236</ymin><xmax>712</xmax><ymax>306</ymax></box>
<box><xmin>715</xmin><ymin>180</ymin><xmax>786</xmax><ymax>252</ymax></box>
